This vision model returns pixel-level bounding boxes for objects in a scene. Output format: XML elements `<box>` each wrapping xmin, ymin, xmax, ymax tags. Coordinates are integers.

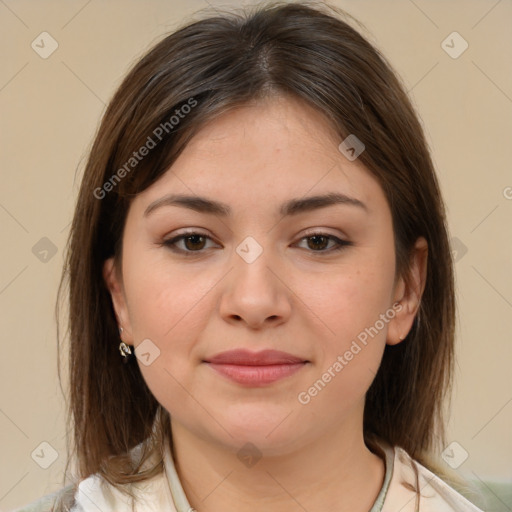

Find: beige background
<box><xmin>1</xmin><ymin>0</ymin><xmax>511</xmax><ymax>510</ymax></box>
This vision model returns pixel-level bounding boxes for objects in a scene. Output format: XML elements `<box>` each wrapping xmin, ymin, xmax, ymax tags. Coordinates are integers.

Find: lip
<box><xmin>205</xmin><ymin>349</ymin><xmax>306</xmax><ymax>365</ymax></box>
<box><xmin>203</xmin><ymin>349</ymin><xmax>308</xmax><ymax>386</ymax></box>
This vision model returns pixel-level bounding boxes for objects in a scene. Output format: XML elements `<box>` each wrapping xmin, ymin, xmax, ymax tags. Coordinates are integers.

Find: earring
<box><xmin>118</xmin><ymin>327</ymin><xmax>133</xmax><ymax>363</ymax></box>
<box><xmin>119</xmin><ymin>341</ymin><xmax>133</xmax><ymax>363</ymax></box>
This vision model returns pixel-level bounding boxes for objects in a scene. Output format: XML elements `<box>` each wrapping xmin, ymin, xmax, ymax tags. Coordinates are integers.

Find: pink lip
<box><xmin>206</xmin><ymin>349</ymin><xmax>305</xmax><ymax>365</ymax></box>
<box><xmin>204</xmin><ymin>349</ymin><xmax>308</xmax><ymax>386</ymax></box>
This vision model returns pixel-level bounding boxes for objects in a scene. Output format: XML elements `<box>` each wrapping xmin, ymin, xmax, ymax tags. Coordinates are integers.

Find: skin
<box><xmin>104</xmin><ymin>94</ymin><xmax>428</xmax><ymax>512</ymax></box>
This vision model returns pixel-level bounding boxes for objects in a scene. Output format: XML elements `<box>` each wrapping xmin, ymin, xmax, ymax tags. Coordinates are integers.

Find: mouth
<box><xmin>203</xmin><ymin>349</ymin><xmax>309</xmax><ymax>386</ymax></box>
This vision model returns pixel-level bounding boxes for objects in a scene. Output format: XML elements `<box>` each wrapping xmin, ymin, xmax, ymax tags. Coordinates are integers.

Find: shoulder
<box><xmin>13</xmin><ymin>472</ymin><xmax>171</xmax><ymax>512</ymax></box>
<box><xmin>382</xmin><ymin>446</ymin><xmax>484</xmax><ymax>512</ymax></box>
<box><xmin>11</xmin><ymin>484</ymin><xmax>75</xmax><ymax>512</ymax></box>
<box><xmin>70</xmin><ymin>468</ymin><xmax>175</xmax><ymax>512</ymax></box>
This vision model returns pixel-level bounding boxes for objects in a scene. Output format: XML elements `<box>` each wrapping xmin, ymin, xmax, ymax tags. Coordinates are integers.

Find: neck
<box><xmin>169</xmin><ymin>412</ymin><xmax>385</xmax><ymax>512</ymax></box>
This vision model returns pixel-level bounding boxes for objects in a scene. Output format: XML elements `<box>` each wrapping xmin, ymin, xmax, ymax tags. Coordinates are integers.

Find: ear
<box><xmin>103</xmin><ymin>256</ymin><xmax>134</xmax><ymax>343</ymax></box>
<box><xmin>387</xmin><ymin>237</ymin><xmax>428</xmax><ymax>346</ymax></box>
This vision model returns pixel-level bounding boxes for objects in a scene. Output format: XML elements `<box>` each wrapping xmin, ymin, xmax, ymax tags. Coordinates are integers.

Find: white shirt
<box><xmin>66</xmin><ymin>437</ymin><xmax>484</xmax><ymax>512</ymax></box>
<box><xmin>14</xmin><ymin>436</ymin><xmax>485</xmax><ymax>511</ymax></box>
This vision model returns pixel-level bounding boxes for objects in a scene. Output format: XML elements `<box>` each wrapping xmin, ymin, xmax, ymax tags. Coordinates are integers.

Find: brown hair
<box><xmin>55</xmin><ymin>1</ymin><xmax>461</xmax><ymax>509</ymax></box>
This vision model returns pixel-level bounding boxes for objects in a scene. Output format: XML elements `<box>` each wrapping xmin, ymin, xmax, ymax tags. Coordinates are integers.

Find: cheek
<box><xmin>123</xmin><ymin>256</ymin><xmax>225</xmax><ymax>386</ymax></box>
<box><xmin>124</xmin><ymin>260</ymin><xmax>215</xmax><ymax>407</ymax></box>
<box><xmin>124</xmin><ymin>256</ymin><xmax>210</xmax><ymax>338</ymax></box>
<box><xmin>300</xmin><ymin>259</ymin><xmax>395</xmax><ymax>345</ymax></box>
<box><xmin>295</xmin><ymin>254</ymin><xmax>394</xmax><ymax>398</ymax></box>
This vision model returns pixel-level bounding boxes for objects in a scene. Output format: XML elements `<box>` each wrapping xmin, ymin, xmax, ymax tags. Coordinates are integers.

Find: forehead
<box><xmin>175</xmin><ymin>94</ymin><xmax>348</xmax><ymax>176</ymax></box>
<box><xmin>130</xmin><ymin>94</ymin><xmax>386</xmax><ymax>218</ymax></box>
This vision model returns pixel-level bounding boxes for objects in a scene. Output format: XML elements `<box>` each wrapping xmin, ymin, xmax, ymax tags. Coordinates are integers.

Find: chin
<box><xmin>214</xmin><ymin>405</ymin><xmax>305</xmax><ymax>452</ymax></box>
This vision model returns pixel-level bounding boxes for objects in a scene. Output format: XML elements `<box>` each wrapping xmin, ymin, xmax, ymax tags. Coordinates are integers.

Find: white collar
<box><xmin>381</xmin><ymin>445</ymin><xmax>483</xmax><ymax>512</ymax></box>
<box><xmin>72</xmin><ymin>436</ymin><xmax>483</xmax><ymax>512</ymax></box>
<box><xmin>72</xmin><ymin>435</ymin><xmax>181</xmax><ymax>512</ymax></box>
<box><xmin>162</xmin><ymin>434</ymin><xmax>192</xmax><ymax>512</ymax></box>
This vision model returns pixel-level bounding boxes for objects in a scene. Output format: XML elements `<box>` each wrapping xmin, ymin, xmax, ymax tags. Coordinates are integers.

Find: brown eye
<box><xmin>163</xmin><ymin>232</ymin><xmax>217</xmax><ymax>255</ymax></box>
<box><xmin>163</xmin><ymin>231</ymin><xmax>351</xmax><ymax>257</ymax></box>
<box><xmin>306</xmin><ymin>234</ymin><xmax>330</xmax><ymax>251</ymax></box>
<box><xmin>182</xmin><ymin>234</ymin><xmax>207</xmax><ymax>251</ymax></box>
<box><xmin>296</xmin><ymin>232</ymin><xmax>353</xmax><ymax>254</ymax></box>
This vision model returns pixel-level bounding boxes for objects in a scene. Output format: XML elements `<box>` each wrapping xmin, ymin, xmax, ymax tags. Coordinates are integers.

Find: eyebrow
<box><xmin>144</xmin><ymin>192</ymin><xmax>368</xmax><ymax>218</ymax></box>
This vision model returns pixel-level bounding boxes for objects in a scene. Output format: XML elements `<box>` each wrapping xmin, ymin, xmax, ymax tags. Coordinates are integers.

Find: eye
<box><xmin>295</xmin><ymin>232</ymin><xmax>352</xmax><ymax>253</ymax></box>
<box><xmin>162</xmin><ymin>230</ymin><xmax>352</xmax><ymax>256</ymax></box>
<box><xmin>163</xmin><ymin>231</ymin><xmax>218</xmax><ymax>255</ymax></box>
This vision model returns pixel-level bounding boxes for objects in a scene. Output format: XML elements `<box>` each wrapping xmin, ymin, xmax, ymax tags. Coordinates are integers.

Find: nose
<box><xmin>218</xmin><ymin>243</ymin><xmax>292</xmax><ymax>330</ymax></box>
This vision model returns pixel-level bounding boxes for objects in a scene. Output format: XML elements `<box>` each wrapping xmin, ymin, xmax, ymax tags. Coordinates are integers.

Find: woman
<box><xmin>14</xmin><ymin>2</ymin><xmax>485</xmax><ymax>511</ymax></box>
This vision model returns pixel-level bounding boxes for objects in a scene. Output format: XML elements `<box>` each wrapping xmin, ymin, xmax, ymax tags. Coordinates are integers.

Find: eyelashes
<box><xmin>162</xmin><ymin>231</ymin><xmax>353</xmax><ymax>257</ymax></box>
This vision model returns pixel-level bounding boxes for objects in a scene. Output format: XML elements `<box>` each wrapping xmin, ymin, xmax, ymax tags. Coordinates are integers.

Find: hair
<box><xmin>53</xmin><ymin>1</ymin><xmax>472</xmax><ymax>510</ymax></box>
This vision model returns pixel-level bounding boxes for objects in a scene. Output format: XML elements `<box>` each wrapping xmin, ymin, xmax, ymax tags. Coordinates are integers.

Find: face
<box><xmin>104</xmin><ymin>94</ymin><xmax>424</xmax><ymax>456</ymax></box>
